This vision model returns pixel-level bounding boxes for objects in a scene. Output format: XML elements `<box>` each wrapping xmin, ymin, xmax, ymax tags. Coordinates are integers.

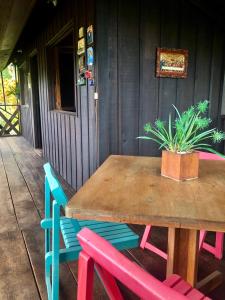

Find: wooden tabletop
<box><xmin>66</xmin><ymin>155</ymin><xmax>225</xmax><ymax>232</ymax></box>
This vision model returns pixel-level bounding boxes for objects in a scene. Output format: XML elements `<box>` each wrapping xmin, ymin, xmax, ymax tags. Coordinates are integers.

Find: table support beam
<box><xmin>166</xmin><ymin>228</ymin><xmax>199</xmax><ymax>286</ymax></box>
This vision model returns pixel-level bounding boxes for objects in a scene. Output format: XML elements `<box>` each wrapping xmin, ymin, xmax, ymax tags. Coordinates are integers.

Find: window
<box><xmin>47</xmin><ymin>32</ymin><xmax>76</xmax><ymax>112</ymax></box>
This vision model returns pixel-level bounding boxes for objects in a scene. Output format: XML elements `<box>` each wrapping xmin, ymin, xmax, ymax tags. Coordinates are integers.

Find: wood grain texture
<box><xmin>0</xmin><ymin>230</ymin><xmax>40</xmax><ymax>300</ymax></box>
<box><xmin>96</xmin><ymin>0</ymin><xmax>225</xmax><ymax>163</ymax></box>
<box><xmin>66</xmin><ymin>155</ymin><xmax>225</xmax><ymax>232</ymax></box>
<box><xmin>1</xmin><ymin>137</ymin><xmax>225</xmax><ymax>299</ymax></box>
<box><xmin>161</xmin><ymin>150</ymin><xmax>199</xmax><ymax>181</ymax></box>
<box><xmin>16</xmin><ymin>0</ymin><xmax>97</xmax><ymax>192</ymax></box>
<box><xmin>167</xmin><ymin>228</ymin><xmax>199</xmax><ymax>286</ymax></box>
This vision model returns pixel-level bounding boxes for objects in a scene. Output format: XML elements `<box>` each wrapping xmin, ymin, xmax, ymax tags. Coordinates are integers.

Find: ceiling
<box><xmin>0</xmin><ymin>0</ymin><xmax>225</xmax><ymax>72</ymax></box>
<box><xmin>0</xmin><ymin>0</ymin><xmax>36</xmax><ymax>71</ymax></box>
<box><xmin>191</xmin><ymin>0</ymin><xmax>225</xmax><ymax>28</ymax></box>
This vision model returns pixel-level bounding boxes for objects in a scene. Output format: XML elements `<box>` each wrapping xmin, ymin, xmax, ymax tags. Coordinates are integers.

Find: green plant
<box><xmin>137</xmin><ymin>100</ymin><xmax>225</xmax><ymax>157</ymax></box>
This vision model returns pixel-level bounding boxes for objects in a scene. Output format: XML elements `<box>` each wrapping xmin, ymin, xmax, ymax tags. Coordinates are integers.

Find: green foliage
<box><xmin>0</xmin><ymin>64</ymin><xmax>18</xmax><ymax>105</ymax></box>
<box><xmin>137</xmin><ymin>100</ymin><xmax>225</xmax><ymax>157</ymax></box>
<box><xmin>0</xmin><ymin>64</ymin><xmax>20</xmax><ymax>135</ymax></box>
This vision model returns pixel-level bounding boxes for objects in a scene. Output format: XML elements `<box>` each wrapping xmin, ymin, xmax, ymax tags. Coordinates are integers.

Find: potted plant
<box><xmin>137</xmin><ymin>100</ymin><xmax>225</xmax><ymax>181</ymax></box>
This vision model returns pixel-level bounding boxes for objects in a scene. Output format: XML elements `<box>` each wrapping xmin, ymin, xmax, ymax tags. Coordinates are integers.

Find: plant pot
<box><xmin>161</xmin><ymin>150</ymin><xmax>199</xmax><ymax>181</ymax></box>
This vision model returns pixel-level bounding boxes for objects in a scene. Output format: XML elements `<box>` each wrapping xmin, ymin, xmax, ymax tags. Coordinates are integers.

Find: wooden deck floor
<box><xmin>0</xmin><ymin>137</ymin><xmax>225</xmax><ymax>299</ymax></box>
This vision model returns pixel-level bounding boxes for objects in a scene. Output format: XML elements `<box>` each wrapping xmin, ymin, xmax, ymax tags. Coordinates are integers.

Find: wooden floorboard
<box><xmin>0</xmin><ymin>136</ymin><xmax>225</xmax><ymax>299</ymax></box>
<box><xmin>0</xmin><ymin>230</ymin><xmax>40</xmax><ymax>300</ymax></box>
<box><xmin>0</xmin><ymin>148</ymin><xmax>18</xmax><ymax>234</ymax></box>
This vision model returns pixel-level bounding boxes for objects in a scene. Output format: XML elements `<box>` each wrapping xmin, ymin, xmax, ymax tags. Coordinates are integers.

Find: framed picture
<box><xmin>87</xmin><ymin>46</ymin><xmax>94</xmax><ymax>66</ymax></box>
<box><xmin>78</xmin><ymin>55</ymin><xmax>86</xmax><ymax>73</ymax></box>
<box><xmin>77</xmin><ymin>38</ymin><xmax>85</xmax><ymax>55</ymax></box>
<box><xmin>79</xmin><ymin>27</ymin><xmax>84</xmax><ymax>38</ymax></box>
<box><xmin>156</xmin><ymin>48</ymin><xmax>188</xmax><ymax>78</ymax></box>
<box><xmin>87</xmin><ymin>25</ymin><xmax>94</xmax><ymax>45</ymax></box>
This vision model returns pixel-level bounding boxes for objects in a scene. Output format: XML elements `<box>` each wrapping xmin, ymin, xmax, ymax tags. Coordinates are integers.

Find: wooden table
<box><xmin>66</xmin><ymin>155</ymin><xmax>225</xmax><ymax>291</ymax></box>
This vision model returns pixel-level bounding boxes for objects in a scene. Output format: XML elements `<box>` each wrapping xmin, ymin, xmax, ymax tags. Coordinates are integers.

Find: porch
<box><xmin>0</xmin><ymin>136</ymin><xmax>225</xmax><ymax>299</ymax></box>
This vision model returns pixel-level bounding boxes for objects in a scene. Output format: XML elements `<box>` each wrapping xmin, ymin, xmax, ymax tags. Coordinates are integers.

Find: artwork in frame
<box><xmin>87</xmin><ymin>47</ymin><xmax>94</xmax><ymax>66</ymax></box>
<box><xmin>78</xmin><ymin>55</ymin><xmax>86</xmax><ymax>73</ymax></box>
<box><xmin>77</xmin><ymin>38</ymin><xmax>85</xmax><ymax>55</ymax></box>
<box><xmin>87</xmin><ymin>25</ymin><xmax>94</xmax><ymax>45</ymax></box>
<box><xmin>79</xmin><ymin>27</ymin><xmax>84</xmax><ymax>38</ymax></box>
<box><xmin>156</xmin><ymin>48</ymin><xmax>188</xmax><ymax>78</ymax></box>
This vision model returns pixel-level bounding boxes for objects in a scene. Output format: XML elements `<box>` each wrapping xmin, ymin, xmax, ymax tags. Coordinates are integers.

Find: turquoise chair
<box><xmin>40</xmin><ymin>163</ymin><xmax>139</xmax><ymax>300</ymax></box>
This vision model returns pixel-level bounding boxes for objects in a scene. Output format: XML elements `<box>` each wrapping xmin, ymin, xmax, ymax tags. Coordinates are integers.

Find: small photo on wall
<box><xmin>79</xmin><ymin>27</ymin><xmax>84</xmax><ymax>38</ymax></box>
<box><xmin>87</xmin><ymin>47</ymin><xmax>94</xmax><ymax>66</ymax></box>
<box><xmin>87</xmin><ymin>25</ymin><xmax>94</xmax><ymax>45</ymax></box>
<box><xmin>78</xmin><ymin>55</ymin><xmax>86</xmax><ymax>73</ymax></box>
<box><xmin>77</xmin><ymin>38</ymin><xmax>85</xmax><ymax>55</ymax></box>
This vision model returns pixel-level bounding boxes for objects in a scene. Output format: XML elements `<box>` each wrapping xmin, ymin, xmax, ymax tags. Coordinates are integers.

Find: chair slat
<box><xmin>41</xmin><ymin>162</ymin><xmax>139</xmax><ymax>300</ymax></box>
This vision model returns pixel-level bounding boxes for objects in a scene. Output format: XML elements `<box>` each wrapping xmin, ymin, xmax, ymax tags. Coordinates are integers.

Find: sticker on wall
<box><xmin>78</xmin><ymin>55</ymin><xmax>86</xmax><ymax>73</ymax></box>
<box><xmin>87</xmin><ymin>25</ymin><xmax>94</xmax><ymax>45</ymax></box>
<box><xmin>79</xmin><ymin>27</ymin><xmax>84</xmax><ymax>38</ymax></box>
<box><xmin>77</xmin><ymin>38</ymin><xmax>85</xmax><ymax>55</ymax></box>
<box><xmin>87</xmin><ymin>47</ymin><xmax>94</xmax><ymax>66</ymax></box>
<box><xmin>77</xmin><ymin>73</ymin><xmax>86</xmax><ymax>86</ymax></box>
<box><xmin>85</xmin><ymin>70</ymin><xmax>93</xmax><ymax>79</ymax></box>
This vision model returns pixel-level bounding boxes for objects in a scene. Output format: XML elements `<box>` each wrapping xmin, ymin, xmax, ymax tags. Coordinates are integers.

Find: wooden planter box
<box><xmin>161</xmin><ymin>150</ymin><xmax>199</xmax><ymax>181</ymax></box>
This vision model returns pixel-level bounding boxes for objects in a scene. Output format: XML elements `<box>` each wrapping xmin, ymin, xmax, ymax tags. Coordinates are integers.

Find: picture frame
<box><xmin>87</xmin><ymin>25</ymin><xmax>94</xmax><ymax>45</ymax></box>
<box><xmin>79</xmin><ymin>27</ymin><xmax>84</xmax><ymax>38</ymax></box>
<box><xmin>77</xmin><ymin>38</ymin><xmax>85</xmax><ymax>55</ymax></box>
<box><xmin>78</xmin><ymin>55</ymin><xmax>86</xmax><ymax>73</ymax></box>
<box><xmin>87</xmin><ymin>46</ymin><xmax>94</xmax><ymax>66</ymax></box>
<box><xmin>156</xmin><ymin>48</ymin><xmax>188</xmax><ymax>78</ymax></box>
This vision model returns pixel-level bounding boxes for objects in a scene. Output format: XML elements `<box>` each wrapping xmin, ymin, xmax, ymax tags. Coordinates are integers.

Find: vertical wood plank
<box><xmin>70</xmin><ymin>116</ymin><xmax>77</xmax><ymax>189</ymax></box>
<box><xmin>158</xmin><ymin>0</ymin><xmax>179</xmax><ymax>121</ymax></box>
<box><xmin>66</xmin><ymin>116</ymin><xmax>72</xmax><ymax>185</ymax></box>
<box><xmin>194</xmin><ymin>13</ymin><xmax>212</xmax><ymax>103</ymax></box>
<box><xmin>96</xmin><ymin>0</ymin><xmax>110</xmax><ymax>163</ymax></box>
<box><xmin>167</xmin><ymin>228</ymin><xmax>199</xmax><ymax>286</ymax></box>
<box><xmin>176</xmin><ymin>0</ymin><xmax>197</xmax><ymax>112</ymax></box>
<box><xmin>139</xmin><ymin>0</ymin><xmax>161</xmax><ymax>156</ymax></box>
<box><xmin>118</xmin><ymin>0</ymin><xmax>140</xmax><ymax>155</ymax></box>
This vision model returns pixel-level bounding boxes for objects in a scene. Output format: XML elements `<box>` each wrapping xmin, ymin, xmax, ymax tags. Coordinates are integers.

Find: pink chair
<box><xmin>77</xmin><ymin>227</ymin><xmax>211</xmax><ymax>300</ymax></box>
<box><xmin>198</xmin><ymin>151</ymin><xmax>224</xmax><ymax>259</ymax></box>
<box><xmin>140</xmin><ymin>151</ymin><xmax>224</xmax><ymax>260</ymax></box>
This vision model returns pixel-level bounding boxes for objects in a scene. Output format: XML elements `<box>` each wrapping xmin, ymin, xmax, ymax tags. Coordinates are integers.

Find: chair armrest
<box><xmin>41</xmin><ymin>218</ymin><xmax>52</xmax><ymax>229</ymax></box>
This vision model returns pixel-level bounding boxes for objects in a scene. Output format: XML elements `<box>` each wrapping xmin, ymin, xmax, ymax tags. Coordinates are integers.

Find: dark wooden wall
<box><xmin>17</xmin><ymin>0</ymin><xmax>225</xmax><ymax>189</ymax></box>
<box><xmin>20</xmin><ymin>67</ymin><xmax>35</xmax><ymax>147</ymax></box>
<box><xmin>21</xmin><ymin>105</ymin><xmax>35</xmax><ymax>147</ymax></box>
<box><xmin>17</xmin><ymin>0</ymin><xmax>97</xmax><ymax>190</ymax></box>
<box><xmin>96</xmin><ymin>0</ymin><xmax>225</xmax><ymax>163</ymax></box>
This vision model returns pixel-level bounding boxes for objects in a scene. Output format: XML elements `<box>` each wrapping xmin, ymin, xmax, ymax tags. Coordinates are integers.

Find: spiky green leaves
<box><xmin>195</xmin><ymin>117</ymin><xmax>211</xmax><ymax>129</ymax></box>
<box><xmin>197</xmin><ymin>100</ymin><xmax>209</xmax><ymax>113</ymax></box>
<box><xmin>212</xmin><ymin>131</ymin><xmax>225</xmax><ymax>143</ymax></box>
<box><xmin>155</xmin><ymin>119</ymin><xmax>165</xmax><ymax>130</ymax></box>
<box><xmin>144</xmin><ymin>123</ymin><xmax>152</xmax><ymax>133</ymax></box>
<box><xmin>137</xmin><ymin>100</ymin><xmax>225</xmax><ymax>157</ymax></box>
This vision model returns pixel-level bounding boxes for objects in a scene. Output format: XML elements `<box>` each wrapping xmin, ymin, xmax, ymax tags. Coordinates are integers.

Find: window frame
<box><xmin>46</xmin><ymin>22</ymin><xmax>77</xmax><ymax>115</ymax></box>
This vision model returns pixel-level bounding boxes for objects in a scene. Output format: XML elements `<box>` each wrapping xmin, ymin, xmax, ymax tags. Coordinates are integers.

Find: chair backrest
<box><xmin>199</xmin><ymin>151</ymin><xmax>224</xmax><ymax>161</ymax></box>
<box><xmin>77</xmin><ymin>228</ymin><xmax>188</xmax><ymax>300</ymax></box>
<box><xmin>44</xmin><ymin>162</ymin><xmax>68</xmax><ymax>207</ymax></box>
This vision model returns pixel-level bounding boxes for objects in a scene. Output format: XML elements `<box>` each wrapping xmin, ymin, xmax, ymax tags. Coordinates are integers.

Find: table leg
<box><xmin>166</xmin><ymin>228</ymin><xmax>199</xmax><ymax>286</ymax></box>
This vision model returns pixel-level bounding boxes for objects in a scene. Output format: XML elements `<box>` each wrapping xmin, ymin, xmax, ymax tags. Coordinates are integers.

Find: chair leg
<box><xmin>45</xmin><ymin>259</ymin><xmax>52</xmax><ymax>300</ymax></box>
<box><xmin>52</xmin><ymin>201</ymin><xmax>60</xmax><ymax>300</ymax></box>
<box><xmin>215</xmin><ymin>232</ymin><xmax>224</xmax><ymax>259</ymax></box>
<box><xmin>199</xmin><ymin>231</ymin><xmax>224</xmax><ymax>260</ymax></box>
<box><xmin>45</xmin><ymin>229</ymin><xmax>51</xmax><ymax>254</ymax></box>
<box><xmin>199</xmin><ymin>230</ymin><xmax>207</xmax><ymax>250</ymax></box>
<box><xmin>140</xmin><ymin>225</ymin><xmax>167</xmax><ymax>260</ymax></box>
<box><xmin>77</xmin><ymin>251</ymin><xmax>94</xmax><ymax>300</ymax></box>
<box><xmin>95</xmin><ymin>264</ymin><xmax>124</xmax><ymax>300</ymax></box>
<box><xmin>140</xmin><ymin>225</ymin><xmax>151</xmax><ymax>249</ymax></box>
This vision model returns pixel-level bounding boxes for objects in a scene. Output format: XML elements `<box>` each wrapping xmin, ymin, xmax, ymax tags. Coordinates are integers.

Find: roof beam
<box><xmin>0</xmin><ymin>0</ymin><xmax>36</xmax><ymax>71</ymax></box>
